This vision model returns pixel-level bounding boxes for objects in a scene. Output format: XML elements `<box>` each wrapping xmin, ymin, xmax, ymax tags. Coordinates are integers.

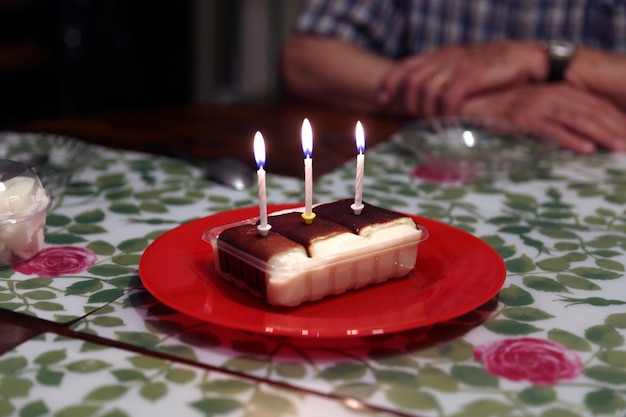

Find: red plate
<box><xmin>139</xmin><ymin>204</ymin><xmax>506</xmax><ymax>338</ymax></box>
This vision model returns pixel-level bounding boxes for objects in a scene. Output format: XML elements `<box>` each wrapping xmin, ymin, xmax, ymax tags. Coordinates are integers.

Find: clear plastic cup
<box><xmin>0</xmin><ymin>159</ymin><xmax>51</xmax><ymax>266</ymax></box>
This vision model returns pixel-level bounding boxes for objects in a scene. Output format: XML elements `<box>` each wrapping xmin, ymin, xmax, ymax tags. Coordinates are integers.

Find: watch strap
<box><xmin>544</xmin><ymin>41</ymin><xmax>576</xmax><ymax>83</ymax></box>
<box><xmin>547</xmin><ymin>57</ymin><xmax>569</xmax><ymax>82</ymax></box>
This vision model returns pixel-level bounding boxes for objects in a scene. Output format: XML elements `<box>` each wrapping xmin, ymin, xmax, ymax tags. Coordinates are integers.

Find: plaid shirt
<box><xmin>294</xmin><ymin>0</ymin><xmax>626</xmax><ymax>57</ymax></box>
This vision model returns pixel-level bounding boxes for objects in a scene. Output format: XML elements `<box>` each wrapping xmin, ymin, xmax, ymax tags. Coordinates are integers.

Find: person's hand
<box><xmin>460</xmin><ymin>83</ymin><xmax>626</xmax><ymax>154</ymax></box>
<box><xmin>378</xmin><ymin>41</ymin><xmax>546</xmax><ymax>117</ymax></box>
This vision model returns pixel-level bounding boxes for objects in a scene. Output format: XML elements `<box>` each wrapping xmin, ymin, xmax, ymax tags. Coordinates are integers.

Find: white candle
<box><xmin>301</xmin><ymin>118</ymin><xmax>316</xmax><ymax>224</ymax></box>
<box><xmin>254</xmin><ymin>131</ymin><xmax>271</xmax><ymax>236</ymax></box>
<box><xmin>351</xmin><ymin>121</ymin><xmax>366</xmax><ymax>215</ymax></box>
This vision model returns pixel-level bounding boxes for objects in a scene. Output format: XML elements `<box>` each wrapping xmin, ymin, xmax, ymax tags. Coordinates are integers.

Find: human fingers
<box><xmin>386</xmin><ymin>60</ymin><xmax>444</xmax><ymax>116</ymax></box>
<box><xmin>401</xmin><ymin>58</ymin><xmax>467</xmax><ymax>117</ymax></box>
<box><xmin>539</xmin><ymin>87</ymin><xmax>626</xmax><ymax>152</ymax></box>
<box><xmin>421</xmin><ymin>71</ymin><xmax>451</xmax><ymax>117</ymax></box>
<box><xmin>380</xmin><ymin>49</ymin><xmax>461</xmax><ymax>116</ymax></box>
<box><xmin>550</xmin><ymin>111</ymin><xmax>626</xmax><ymax>153</ymax></box>
<box><xmin>526</xmin><ymin>119</ymin><xmax>597</xmax><ymax>154</ymax></box>
<box><xmin>458</xmin><ymin>86</ymin><xmax>605</xmax><ymax>154</ymax></box>
<box><xmin>440</xmin><ymin>67</ymin><xmax>525</xmax><ymax>117</ymax></box>
<box><xmin>382</xmin><ymin>42</ymin><xmax>544</xmax><ymax>118</ymax></box>
<box><xmin>438</xmin><ymin>42</ymin><xmax>546</xmax><ymax>115</ymax></box>
<box><xmin>405</xmin><ymin>49</ymin><xmax>468</xmax><ymax>116</ymax></box>
<box><xmin>378</xmin><ymin>56</ymin><xmax>428</xmax><ymax>107</ymax></box>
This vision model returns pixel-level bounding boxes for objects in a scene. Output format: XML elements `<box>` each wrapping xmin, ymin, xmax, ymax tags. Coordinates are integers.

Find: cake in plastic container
<box><xmin>0</xmin><ymin>159</ymin><xmax>51</xmax><ymax>266</ymax></box>
<box><xmin>203</xmin><ymin>199</ymin><xmax>428</xmax><ymax>307</ymax></box>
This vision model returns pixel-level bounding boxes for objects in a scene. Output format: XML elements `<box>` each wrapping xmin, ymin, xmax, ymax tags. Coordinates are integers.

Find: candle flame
<box><xmin>254</xmin><ymin>131</ymin><xmax>266</xmax><ymax>168</ymax></box>
<box><xmin>355</xmin><ymin>121</ymin><xmax>365</xmax><ymax>154</ymax></box>
<box><xmin>301</xmin><ymin>118</ymin><xmax>313</xmax><ymax>158</ymax></box>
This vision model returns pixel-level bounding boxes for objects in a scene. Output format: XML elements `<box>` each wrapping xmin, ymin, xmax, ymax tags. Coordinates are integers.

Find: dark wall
<box><xmin>116</xmin><ymin>1</ymin><xmax>194</xmax><ymax>110</ymax></box>
<box><xmin>0</xmin><ymin>0</ymin><xmax>194</xmax><ymax>129</ymax></box>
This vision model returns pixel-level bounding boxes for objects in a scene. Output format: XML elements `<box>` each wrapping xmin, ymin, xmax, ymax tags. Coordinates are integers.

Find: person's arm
<box><xmin>567</xmin><ymin>47</ymin><xmax>626</xmax><ymax>111</ymax></box>
<box><xmin>280</xmin><ymin>35</ymin><xmax>397</xmax><ymax>114</ymax></box>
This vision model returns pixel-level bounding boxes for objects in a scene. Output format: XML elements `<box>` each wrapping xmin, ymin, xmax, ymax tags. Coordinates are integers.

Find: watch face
<box><xmin>549</xmin><ymin>40</ymin><xmax>576</xmax><ymax>59</ymax></box>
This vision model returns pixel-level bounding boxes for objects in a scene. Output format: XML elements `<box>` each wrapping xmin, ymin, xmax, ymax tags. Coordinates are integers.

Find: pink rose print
<box><xmin>13</xmin><ymin>246</ymin><xmax>98</xmax><ymax>277</ymax></box>
<box><xmin>411</xmin><ymin>161</ymin><xmax>476</xmax><ymax>184</ymax></box>
<box><xmin>474</xmin><ymin>337</ymin><xmax>583</xmax><ymax>385</ymax></box>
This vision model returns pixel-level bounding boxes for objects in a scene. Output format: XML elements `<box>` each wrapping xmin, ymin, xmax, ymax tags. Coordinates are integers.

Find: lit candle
<box><xmin>301</xmin><ymin>118</ymin><xmax>316</xmax><ymax>224</ymax></box>
<box><xmin>351</xmin><ymin>121</ymin><xmax>365</xmax><ymax>215</ymax></box>
<box><xmin>254</xmin><ymin>131</ymin><xmax>271</xmax><ymax>236</ymax></box>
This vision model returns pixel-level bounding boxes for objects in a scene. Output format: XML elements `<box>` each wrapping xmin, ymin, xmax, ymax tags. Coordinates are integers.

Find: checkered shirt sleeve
<box><xmin>293</xmin><ymin>0</ymin><xmax>626</xmax><ymax>56</ymax></box>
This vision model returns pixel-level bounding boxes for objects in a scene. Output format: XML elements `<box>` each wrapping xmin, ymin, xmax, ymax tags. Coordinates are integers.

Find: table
<box><xmin>1</xmin><ymin>102</ymin><xmax>626</xmax><ymax>416</ymax></box>
<box><xmin>20</xmin><ymin>102</ymin><xmax>400</xmax><ymax>180</ymax></box>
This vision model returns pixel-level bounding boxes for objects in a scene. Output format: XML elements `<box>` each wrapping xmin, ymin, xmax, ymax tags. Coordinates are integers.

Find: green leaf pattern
<box><xmin>0</xmin><ymin>149</ymin><xmax>302</xmax><ymax>321</ymax></box>
<box><xmin>2</xmin><ymin>137</ymin><xmax>626</xmax><ymax>415</ymax></box>
<box><xmin>0</xmin><ymin>333</ymin><xmax>366</xmax><ymax>417</ymax></box>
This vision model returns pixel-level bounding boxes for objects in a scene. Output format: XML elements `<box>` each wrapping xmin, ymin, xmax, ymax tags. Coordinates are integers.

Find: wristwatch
<box><xmin>544</xmin><ymin>40</ymin><xmax>577</xmax><ymax>82</ymax></box>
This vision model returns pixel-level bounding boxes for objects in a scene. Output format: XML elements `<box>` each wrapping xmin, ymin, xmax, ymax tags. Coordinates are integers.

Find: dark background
<box><xmin>0</xmin><ymin>0</ymin><xmax>238</xmax><ymax>129</ymax></box>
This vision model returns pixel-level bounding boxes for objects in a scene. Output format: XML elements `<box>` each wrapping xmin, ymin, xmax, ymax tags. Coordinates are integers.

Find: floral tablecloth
<box><xmin>1</xmin><ymin>132</ymin><xmax>626</xmax><ymax>416</ymax></box>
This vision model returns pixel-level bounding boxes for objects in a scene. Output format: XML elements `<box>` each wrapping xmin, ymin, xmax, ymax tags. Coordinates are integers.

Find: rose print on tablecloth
<box><xmin>12</xmin><ymin>246</ymin><xmax>98</xmax><ymax>277</ymax></box>
<box><xmin>411</xmin><ymin>162</ymin><xmax>476</xmax><ymax>184</ymax></box>
<box><xmin>474</xmin><ymin>337</ymin><xmax>583</xmax><ymax>385</ymax></box>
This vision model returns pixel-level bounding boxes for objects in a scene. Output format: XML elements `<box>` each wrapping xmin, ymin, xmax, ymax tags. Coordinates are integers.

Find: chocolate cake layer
<box><xmin>216</xmin><ymin>224</ymin><xmax>309</xmax><ymax>298</ymax></box>
<box><xmin>218</xmin><ymin>223</ymin><xmax>304</xmax><ymax>262</ymax></box>
<box><xmin>268</xmin><ymin>212</ymin><xmax>353</xmax><ymax>256</ymax></box>
<box><xmin>313</xmin><ymin>199</ymin><xmax>407</xmax><ymax>234</ymax></box>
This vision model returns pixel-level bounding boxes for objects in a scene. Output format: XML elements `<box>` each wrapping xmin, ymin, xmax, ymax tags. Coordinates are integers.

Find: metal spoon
<box><xmin>149</xmin><ymin>144</ymin><xmax>254</xmax><ymax>190</ymax></box>
<box><xmin>0</xmin><ymin>159</ymin><xmax>29</xmax><ymax>182</ymax></box>
<box><xmin>204</xmin><ymin>156</ymin><xmax>255</xmax><ymax>191</ymax></box>
<box><xmin>21</xmin><ymin>154</ymin><xmax>49</xmax><ymax>169</ymax></box>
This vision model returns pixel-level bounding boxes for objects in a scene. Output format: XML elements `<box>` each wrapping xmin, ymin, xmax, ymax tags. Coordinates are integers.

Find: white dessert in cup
<box><xmin>0</xmin><ymin>160</ymin><xmax>51</xmax><ymax>266</ymax></box>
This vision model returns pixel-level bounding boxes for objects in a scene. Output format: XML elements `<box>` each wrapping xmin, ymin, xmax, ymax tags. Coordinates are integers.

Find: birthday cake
<box><xmin>204</xmin><ymin>199</ymin><xmax>427</xmax><ymax>307</ymax></box>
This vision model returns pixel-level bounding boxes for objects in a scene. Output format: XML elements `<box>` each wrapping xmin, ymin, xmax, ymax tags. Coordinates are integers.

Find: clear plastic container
<box><xmin>0</xmin><ymin>159</ymin><xmax>51</xmax><ymax>266</ymax></box>
<box><xmin>203</xmin><ymin>205</ymin><xmax>428</xmax><ymax>307</ymax></box>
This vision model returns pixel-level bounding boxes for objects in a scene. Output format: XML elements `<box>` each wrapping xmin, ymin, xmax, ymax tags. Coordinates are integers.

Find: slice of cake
<box><xmin>205</xmin><ymin>200</ymin><xmax>427</xmax><ymax>307</ymax></box>
<box><xmin>267</xmin><ymin>211</ymin><xmax>364</xmax><ymax>258</ymax></box>
<box><xmin>215</xmin><ymin>223</ymin><xmax>309</xmax><ymax>299</ymax></box>
<box><xmin>313</xmin><ymin>199</ymin><xmax>421</xmax><ymax>242</ymax></box>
